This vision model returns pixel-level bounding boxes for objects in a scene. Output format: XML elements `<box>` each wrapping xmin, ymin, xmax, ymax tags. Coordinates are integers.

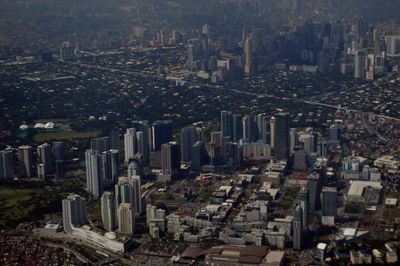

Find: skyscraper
<box><xmin>37</xmin><ymin>163</ymin><xmax>46</xmax><ymax>179</ymax></box>
<box><xmin>18</xmin><ymin>145</ymin><xmax>33</xmax><ymax>178</ymax></box>
<box><xmin>60</xmin><ymin>41</ymin><xmax>75</xmax><ymax>60</ymax></box>
<box><xmin>129</xmin><ymin>175</ymin><xmax>142</xmax><ymax>215</ymax></box>
<box><xmin>354</xmin><ymin>50</ymin><xmax>367</xmax><ymax>79</ymax></box>
<box><xmin>37</xmin><ymin>143</ymin><xmax>53</xmax><ymax>174</ymax></box>
<box><xmin>52</xmin><ymin>142</ymin><xmax>65</xmax><ymax>161</ymax></box>
<box><xmin>62</xmin><ymin>194</ymin><xmax>88</xmax><ymax>233</ymax></box>
<box><xmin>118</xmin><ymin>203</ymin><xmax>135</xmax><ymax>235</ymax></box>
<box><xmin>85</xmin><ymin>150</ymin><xmax>103</xmax><ymax>197</ymax></box>
<box><xmin>101</xmin><ymin>150</ymin><xmax>119</xmax><ymax>184</ymax></box>
<box><xmin>298</xmin><ymin>187</ymin><xmax>309</xmax><ymax>231</ymax></box>
<box><xmin>132</xmin><ymin>121</ymin><xmax>150</xmax><ymax>163</ymax></box>
<box><xmin>91</xmin><ymin>137</ymin><xmax>110</xmax><ymax>153</ymax></box>
<box><xmin>151</xmin><ymin>120</ymin><xmax>172</xmax><ymax>152</ymax></box>
<box><xmin>115</xmin><ymin>179</ymin><xmax>132</xmax><ymax>209</ymax></box>
<box><xmin>321</xmin><ymin>187</ymin><xmax>337</xmax><ymax>217</ymax></box>
<box><xmin>307</xmin><ymin>172</ymin><xmax>321</xmax><ymax>211</ymax></box>
<box><xmin>221</xmin><ymin>111</ymin><xmax>234</xmax><ymax>141</ymax></box>
<box><xmin>293</xmin><ymin>205</ymin><xmax>303</xmax><ymax>250</ymax></box>
<box><xmin>256</xmin><ymin>114</ymin><xmax>268</xmax><ymax>142</ymax></box>
<box><xmin>180</xmin><ymin>127</ymin><xmax>198</xmax><ymax>162</ymax></box>
<box><xmin>232</xmin><ymin>114</ymin><xmax>242</xmax><ymax>141</ymax></box>
<box><xmin>161</xmin><ymin>142</ymin><xmax>180</xmax><ymax>176</ymax></box>
<box><xmin>110</xmin><ymin>127</ymin><xmax>120</xmax><ymax>151</ymax></box>
<box><xmin>128</xmin><ymin>159</ymin><xmax>142</xmax><ymax>179</ymax></box>
<box><xmin>101</xmin><ymin>191</ymin><xmax>117</xmax><ymax>232</ymax></box>
<box><xmin>270</xmin><ymin>113</ymin><xmax>290</xmax><ymax>160</ymax></box>
<box><xmin>244</xmin><ymin>37</ymin><xmax>254</xmax><ymax>75</ymax></box>
<box><xmin>191</xmin><ymin>141</ymin><xmax>205</xmax><ymax>172</ymax></box>
<box><xmin>242</xmin><ymin>115</ymin><xmax>257</xmax><ymax>142</ymax></box>
<box><xmin>0</xmin><ymin>149</ymin><xmax>14</xmax><ymax>179</ymax></box>
<box><xmin>124</xmin><ymin>128</ymin><xmax>136</xmax><ymax>163</ymax></box>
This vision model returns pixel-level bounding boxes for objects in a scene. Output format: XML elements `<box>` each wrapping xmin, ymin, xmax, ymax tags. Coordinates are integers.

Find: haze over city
<box><xmin>1</xmin><ymin>0</ymin><xmax>400</xmax><ymax>265</ymax></box>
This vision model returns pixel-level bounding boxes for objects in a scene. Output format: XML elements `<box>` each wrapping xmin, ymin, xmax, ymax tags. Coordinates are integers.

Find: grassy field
<box><xmin>34</xmin><ymin>118</ymin><xmax>71</xmax><ymax>123</ymax></box>
<box><xmin>33</xmin><ymin>131</ymin><xmax>101</xmax><ymax>142</ymax></box>
<box><xmin>0</xmin><ymin>187</ymin><xmax>44</xmax><ymax>228</ymax></box>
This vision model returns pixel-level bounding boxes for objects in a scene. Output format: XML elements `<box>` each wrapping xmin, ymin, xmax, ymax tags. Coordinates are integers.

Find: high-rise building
<box><xmin>354</xmin><ymin>50</ymin><xmax>367</xmax><ymax>79</ymax></box>
<box><xmin>270</xmin><ymin>113</ymin><xmax>290</xmax><ymax>160</ymax></box>
<box><xmin>115</xmin><ymin>179</ymin><xmax>132</xmax><ymax>208</ymax></box>
<box><xmin>233</xmin><ymin>114</ymin><xmax>242</xmax><ymax>141</ymax></box>
<box><xmin>132</xmin><ymin>121</ymin><xmax>150</xmax><ymax>163</ymax></box>
<box><xmin>290</xmin><ymin>129</ymin><xmax>299</xmax><ymax>153</ymax></box>
<box><xmin>307</xmin><ymin>172</ymin><xmax>321</xmax><ymax>211</ymax></box>
<box><xmin>210</xmin><ymin>131</ymin><xmax>222</xmax><ymax>146</ymax></box>
<box><xmin>101</xmin><ymin>192</ymin><xmax>117</xmax><ymax>232</ymax></box>
<box><xmin>329</xmin><ymin>124</ymin><xmax>341</xmax><ymax>143</ymax></box>
<box><xmin>62</xmin><ymin>194</ymin><xmax>88</xmax><ymax>232</ymax></box>
<box><xmin>118</xmin><ymin>203</ymin><xmax>135</xmax><ymax>235</ymax></box>
<box><xmin>385</xmin><ymin>36</ymin><xmax>400</xmax><ymax>56</ymax></box>
<box><xmin>180</xmin><ymin>127</ymin><xmax>198</xmax><ymax>162</ymax></box>
<box><xmin>55</xmin><ymin>160</ymin><xmax>66</xmax><ymax>179</ymax></box>
<box><xmin>321</xmin><ymin>187</ymin><xmax>337</xmax><ymax>217</ymax></box>
<box><xmin>91</xmin><ymin>137</ymin><xmax>110</xmax><ymax>153</ymax></box>
<box><xmin>303</xmin><ymin>133</ymin><xmax>318</xmax><ymax>154</ymax></box>
<box><xmin>0</xmin><ymin>149</ymin><xmax>14</xmax><ymax>179</ymax></box>
<box><xmin>151</xmin><ymin>121</ymin><xmax>172</xmax><ymax>152</ymax></box>
<box><xmin>256</xmin><ymin>114</ymin><xmax>268</xmax><ymax>142</ymax></box>
<box><xmin>124</xmin><ymin>128</ymin><xmax>136</xmax><ymax>163</ymax></box>
<box><xmin>221</xmin><ymin>111</ymin><xmax>234</xmax><ymax>141</ymax></box>
<box><xmin>60</xmin><ymin>41</ymin><xmax>75</xmax><ymax>60</ymax></box>
<box><xmin>18</xmin><ymin>145</ymin><xmax>33</xmax><ymax>178</ymax></box>
<box><xmin>244</xmin><ymin>37</ymin><xmax>254</xmax><ymax>75</ymax></box>
<box><xmin>37</xmin><ymin>143</ymin><xmax>53</xmax><ymax>174</ymax></box>
<box><xmin>129</xmin><ymin>175</ymin><xmax>142</xmax><ymax>215</ymax></box>
<box><xmin>37</xmin><ymin>163</ymin><xmax>46</xmax><ymax>179</ymax></box>
<box><xmin>191</xmin><ymin>141</ymin><xmax>205</xmax><ymax>172</ymax></box>
<box><xmin>128</xmin><ymin>159</ymin><xmax>142</xmax><ymax>179</ymax></box>
<box><xmin>85</xmin><ymin>150</ymin><xmax>103</xmax><ymax>197</ymax></box>
<box><xmin>52</xmin><ymin>142</ymin><xmax>65</xmax><ymax>161</ymax></box>
<box><xmin>110</xmin><ymin>128</ymin><xmax>120</xmax><ymax>151</ymax></box>
<box><xmin>100</xmin><ymin>150</ymin><xmax>119</xmax><ymax>184</ymax></box>
<box><xmin>109</xmin><ymin>149</ymin><xmax>120</xmax><ymax>183</ymax></box>
<box><xmin>293</xmin><ymin>205</ymin><xmax>303</xmax><ymax>250</ymax></box>
<box><xmin>242</xmin><ymin>115</ymin><xmax>257</xmax><ymax>142</ymax></box>
<box><xmin>161</xmin><ymin>142</ymin><xmax>180</xmax><ymax>176</ymax></box>
<box><xmin>298</xmin><ymin>187</ymin><xmax>308</xmax><ymax>230</ymax></box>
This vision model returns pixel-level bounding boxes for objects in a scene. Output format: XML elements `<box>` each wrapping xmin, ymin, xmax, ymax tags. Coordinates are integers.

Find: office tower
<box><xmin>329</xmin><ymin>124</ymin><xmax>341</xmax><ymax>142</ymax></box>
<box><xmin>115</xmin><ymin>180</ymin><xmax>132</xmax><ymax>208</ymax></box>
<box><xmin>321</xmin><ymin>187</ymin><xmax>337</xmax><ymax>217</ymax></box>
<box><xmin>307</xmin><ymin>172</ymin><xmax>321</xmax><ymax>211</ymax></box>
<box><xmin>293</xmin><ymin>205</ymin><xmax>303</xmax><ymax>250</ymax></box>
<box><xmin>233</xmin><ymin>114</ymin><xmax>242</xmax><ymax>141</ymax></box>
<box><xmin>151</xmin><ymin>120</ymin><xmax>172</xmax><ymax>152</ymax></box>
<box><xmin>298</xmin><ymin>188</ymin><xmax>309</xmax><ymax>230</ymax></box>
<box><xmin>256</xmin><ymin>114</ymin><xmax>268</xmax><ymax>142</ymax></box>
<box><xmin>221</xmin><ymin>111</ymin><xmax>234</xmax><ymax>141</ymax></box>
<box><xmin>132</xmin><ymin>26</ymin><xmax>144</xmax><ymax>39</ymax></box>
<box><xmin>354</xmin><ymin>50</ymin><xmax>367</xmax><ymax>79</ymax></box>
<box><xmin>303</xmin><ymin>133</ymin><xmax>318</xmax><ymax>154</ymax></box>
<box><xmin>187</xmin><ymin>43</ymin><xmax>195</xmax><ymax>70</ymax></box>
<box><xmin>181</xmin><ymin>127</ymin><xmax>198</xmax><ymax>162</ymax></box>
<box><xmin>129</xmin><ymin>175</ymin><xmax>142</xmax><ymax>215</ymax></box>
<box><xmin>270</xmin><ymin>113</ymin><xmax>290</xmax><ymax>160</ymax></box>
<box><xmin>317</xmin><ymin>138</ymin><xmax>327</xmax><ymax>157</ymax></box>
<box><xmin>124</xmin><ymin>128</ymin><xmax>136</xmax><ymax>163</ymax></box>
<box><xmin>101</xmin><ymin>192</ymin><xmax>117</xmax><ymax>231</ymax></box>
<box><xmin>18</xmin><ymin>145</ymin><xmax>33</xmax><ymax>178</ymax></box>
<box><xmin>161</xmin><ymin>142</ymin><xmax>180</xmax><ymax>176</ymax></box>
<box><xmin>85</xmin><ymin>150</ymin><xmax>103</xmax><ymax>198</ymax></box>
<box><xmin>242</xmin><ymin>115</ymin><xmax>257</xmax><ymax>142</ymax></box>
<box><xmin>60</xmin><ymin>41</ymin><xmax>75</xmax><ymax>60</ymax></box>
<box><xmin>110</xmin><ymin>127</ymin><xmax>120</xmax><ymax>151</ymax></box>
<box><xmin>55</xmin><ymin>160</ymin><xmax>66</xmax><ymax>179</ymax></box>
<box><xmin>100</xmin><ymin>151</ymin><xmax>115</xmax><ymax>183</ymax></box>
<box><xmin>110</xmin><ymin>149</ymin><xmax>120</xmax><ymax>183</ymax></box>
<box><xmin>62</xmin><ymin>194</ymin><xmax>88</xmax><ymax>232</ymax></box>
<box><xmin>210</xmin><ymin>131</ymin><xmax>222</xmax><ymax>146</ymax></box>
<box><xmin>191</xmin><ymin>141</ymin><xmax>204</xmax><ymax>172</ymax></box>
<box><xmin>128</xmin><ymin>159</ymin><xmax>142</xmax><ymax>180</ymax></box>
<box><xmin>91</xmin><ymin>137</ymin><xmax>110</xmax><ymax>153</ymax></box>
<box><xmin>290</xmin><ymin>129</ymin><xmax>299</xmax><ymax>153</ymax></box>
<box><xmin>385</xmin><ymin>36</ymin><xmax>400</xmax><ymax>56</ymax></box>
<box><xmin>293</xmin><ymin>150</ymin><xmax>307</xmax><ymax>171</ymax></box>
<box><xmin>37</xmin><ymin>143</ymin><xmax>53</xmax><ymax>174</ymax></box>
<box><xmin>244</xmin><ymin>37</ymin><xmax>254</xmax><ymax>75</ymax></box>
<box><xmin>37</xmin><ymin>163</ymin><xmax>46</xmax><ymax>179</ymax></box>
<box><xmin>0</xmin><ymin>149</ymin><xmax>14</xmax><ymax>179</ymax></box>
<box><xmin>132</xmin><ymin>121</ymin><xmax>150</xmax><ymax>163</ymax></box>
<box><xmin>118</xmin><ymin>203</ymin><xmax>135</xmax><ymax>235</ymax></box>
<box><xmin>52</xmin><ymin>142</ymin><xmax>65</xmax><ymax>161</ymax></box>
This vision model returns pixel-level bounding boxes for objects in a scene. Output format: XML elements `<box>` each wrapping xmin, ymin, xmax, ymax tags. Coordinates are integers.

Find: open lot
<box><xmin>33</xmin><ymin>130</ymin><xmax>102</xmax><ymax>142</ymax></box>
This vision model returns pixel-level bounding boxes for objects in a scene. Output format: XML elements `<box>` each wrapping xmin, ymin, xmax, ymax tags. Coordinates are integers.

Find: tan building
<box><xmin>118</xmin><ymin>203</ymin><xmax>135</xmax><ymax>235</ymax></box>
